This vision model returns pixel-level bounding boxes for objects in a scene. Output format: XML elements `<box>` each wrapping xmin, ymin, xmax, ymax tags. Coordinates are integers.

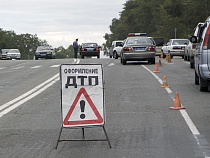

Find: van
<box><xmin>190</xmin><ymin>17</ymin><xmax>210</xmax><ymax>91</ymax></box>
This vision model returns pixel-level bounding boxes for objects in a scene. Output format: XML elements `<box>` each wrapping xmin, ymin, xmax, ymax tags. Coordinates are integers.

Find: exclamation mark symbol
<box><xmin>80</xmin><ymin>100</ymin><xmax>86</xmax><ymax>119</ymax></box>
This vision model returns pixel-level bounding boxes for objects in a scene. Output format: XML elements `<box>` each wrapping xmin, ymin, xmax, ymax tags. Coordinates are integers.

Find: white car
<box><xmin>109</xmin><ymin>40</ymin><xmax>123</xmax><ymax>59</ymax></box>
<box><xmin>162</xmin><ymin>39</ymin><xmax>189</xmax><ymax>59</ymax></box>
<box><xmin>6</xmin><ymin>49</ymin><xmax>21</xmax><ymax>60</ymax></box>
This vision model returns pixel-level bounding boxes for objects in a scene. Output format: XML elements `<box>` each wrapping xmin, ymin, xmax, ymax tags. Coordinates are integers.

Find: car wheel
<box><xmin>35</xmin><ymin>57</ymin><xmax>38</xmax><ymax>60</ymax></box>
<box><xmin>195</xmin><ymin>71</ymin><xmax>199</xmax><ymax>85</ymax></box>
<box><xmin>122</xmin><ymin>57</ymin><xmax>126</xmax><ymax>65</ymax></box>
<box><xmin>184</xmin><ymin>54</ymin><xmax>187</xmax><ymax>60</ymax></box>
<box><xmin>190</xmin><ymin>62</ymin><xmax>194</xmax><ymax>69</ymax></box>
<box><xmin>151</xmin><ymin>58</ymin><xmax>155</xmax><ymax>64</ymax></box>
<box><xmin>97</xmin><ymin>55</ymin><xmax>100</xmax><ymax>58</ymax></box>
<box><xmin>113</xmin><ymin>51</ymin><xmax>118</xmax><ymax>59</ymax></box>
<box><xmin>199</xmin><ymin>77</ymin><xmax>208</xmax><ymax>92</ymax></box>
<box><xmin>81</xmin><ymin>55</ymin><xmax>84</xmax><ymax>59</ymax></box>
<box><xmin>109</xmin><ymin>54</ymin><xmax>112</xmax><ymax>58</ymax></box>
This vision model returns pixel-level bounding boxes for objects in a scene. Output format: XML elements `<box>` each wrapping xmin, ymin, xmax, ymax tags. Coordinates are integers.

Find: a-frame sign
<box><xmin>56</xmin><ymin>64</ymin><xmax>111</xmax><ymax>149</ymax></box>
<box><xmin>63</xmin><ymin>87</ymin><xmax>103</xmax><ymax>126</ymax></box>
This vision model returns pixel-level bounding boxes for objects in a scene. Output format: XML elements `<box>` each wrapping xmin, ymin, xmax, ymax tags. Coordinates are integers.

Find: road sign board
<box><xmin>60</xmin><ymin>64</ymin><xmax>105</xmax><ymax>127</ymax></box>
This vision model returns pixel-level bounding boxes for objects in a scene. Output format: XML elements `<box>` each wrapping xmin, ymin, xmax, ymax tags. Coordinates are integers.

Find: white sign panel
<box><xmin>60</xmin><ymin>64</ymin><xmax>105</xmax><ymax>127</ymax></box>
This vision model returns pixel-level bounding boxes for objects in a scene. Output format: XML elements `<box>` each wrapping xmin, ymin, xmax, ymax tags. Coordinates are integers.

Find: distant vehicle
<box><xmin>162</xmin><ymin>39</ymin><xmax>189</xmax><ymax>59</ymax></box>
<box><xmin>190</xmin><ymin>16</ymin><xmax>210</xmax><ymax>91</ymax></box>
<box><xmin>35</xmin><ymin>46</ymin><xmax>55</xmax><ymax>60</ymax></box>
<box><xmin>153</xmin><ymin>37</ymin><xmax>164</xmax><ymax>56</ymax></box>
<box><xmin>120</xmin><ymin>33</ymin><xmax>156</xmax><ymax>65</ymax></box>
<box><xmin>1</xmin><ymin>49</ymin><xmax>21</xmax><ymax>60</ymax></box>
<box><xmin>0</xmin><ymin>49</ymin><xmax>9</xmax><ymax>59</ymax></box>
<box><xmin>80</xmin><ymin>43</ymin><xmax>100</xmax><ymax>59</ymax></box>
<box><xmin>109</xmin><ymin>40</ymin><xmax>124</xmax><ymax>59</ymax></box>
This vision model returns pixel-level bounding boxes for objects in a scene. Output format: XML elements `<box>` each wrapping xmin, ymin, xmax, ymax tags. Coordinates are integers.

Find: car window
<box><xmin>172</xmin><ymin>40</ymin><xmax>189</xmax><ymax>45</ymax></box>
<box><xmin>37</xmin><ymin>46</ymin><xmax>51</xmax><ymax>51</ymax></box>
<box><xmin>8</xmin><ymin>49</ymin><xmax>20</xmax><ymax>53</ymax></box>
<box><xmin>116</xmin><ymin>42</ymin><xmax>122</xmax><ymax>47</ymax></box>
<box><xmin>153</xmin><ymin>38</ymin><xmax>164</xmax><ymax>46</ymax></box>
<box><xmin>83</xmin><ymin>43</ymin><xmax>98</xmax><ymax>47</ymax></box>
<box><xmin>127</xmin><ymin>37</ymin><xmax>152</xmax><ymax>45</ymax></box>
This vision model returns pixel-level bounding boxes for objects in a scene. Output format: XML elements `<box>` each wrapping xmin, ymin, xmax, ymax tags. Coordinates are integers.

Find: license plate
<box><xmin>134</xmin><ymin>47</ymin><xmax>145</xmax><ymax>51</ymax></box>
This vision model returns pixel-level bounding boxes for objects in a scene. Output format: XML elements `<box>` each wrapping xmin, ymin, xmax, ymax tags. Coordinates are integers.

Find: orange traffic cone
<box><xmin>170</xmin><ymin>92</ymin><xmax>185</xmax><ymax>110</ymax></box>
<box><xmin>166</xmin><ymin>53</ymin><xmax>168</xmax><ymax>61</ymax></box>
<box><xmin>168</xmin><ymin>53</ymin><xmax>172</xmax><ymax>63</ymax></box>
<box><xmin>158</xmin><ymin>59</ymin><xmax>162</xmax><ymax>67</ymax></box>
<box><xmin>153</xmin><ymin>64</ymin><xmax>160</xmax><ymax>73</ymax></box>
<box><xmin>161</xmin><ymin>76</ymin><xmax>169</xmax><ymax>88</ymax></box>
<box><xmin>160</xmin><ymin>50</ymin><xmax>163</xmax><ymax>59</ymax></box>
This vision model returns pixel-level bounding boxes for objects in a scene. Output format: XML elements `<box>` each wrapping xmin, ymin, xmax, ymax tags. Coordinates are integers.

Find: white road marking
<box><xmin>107</xmin><ymin>63</ymin><xmax>115</xmax><ymax>66</ymax></box>
<box><xmin>31</xmin><ymin>65</ymin><xmax>41</xmax><ymax>69</ymax></box>
<box><xmin>51</xmin><ymin>65</ymin><xmax>60</xmax><ymax>68</ymax></box>
<box><xmin>11</xmin><ymin>66</ymin><xmax>25</xmax><ymax>70</ymax></box>
<box><xmin>0</xmin><ymin>67</ymin><xmax>6</xmax><ymax>70</ymax></box>
<box><xmin>0</xmin><ymin>73</ymin><xmax>59</xmax><ymax>117</ymax></box>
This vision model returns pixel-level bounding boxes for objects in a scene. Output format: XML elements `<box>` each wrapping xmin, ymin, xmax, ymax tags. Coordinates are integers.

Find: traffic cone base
<box><xmin>161</xmin><ymin>76</ymin><xmax>169</xmax><ymax>88</ymax></box>
<box><xmin>170</xmin><ymin>92</ymin><xmax>185</xmax><ymax>110</ymax></box>
<box><xmin>153</xmin><ymin>64</ymin><xmax>160</xmax><ymax>73</ymax></box>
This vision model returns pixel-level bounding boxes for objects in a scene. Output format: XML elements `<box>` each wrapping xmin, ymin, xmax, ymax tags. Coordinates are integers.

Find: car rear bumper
<box><xmin>123</xmin><ymin>52</ymin><xmax>155</xmax><ymax>60</ymax></box>
<box><xmin>170</xmin><ymin>51</ymin><xmax>184</xmax><ymax>56</ymax></box>
<box><xmin>81</xmin><ymin>51</ymin><xmax>100</xmax><ymax>56</ymax></box>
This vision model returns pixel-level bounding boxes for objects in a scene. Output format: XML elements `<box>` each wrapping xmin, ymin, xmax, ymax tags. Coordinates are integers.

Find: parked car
<box><xmin>80</xmin><ymin>43</ymin><xmax>100</xmax><ymax>59</ymax></box>
<box><xmin>162</xmin><ymin>39</ymin><xmax>189</xmax><ymax>59</ymax></box>
<box><xmin>190</xmin><ymin>17</ymin><xmax>210</xmax><ymax>91</ymax></box>
<box><xmin>120</xmin><ymin>33</ymin><xmax>156</xmax><ymax>65</ymax></box>
<box><xmin>0</xmin><ymin>49</ymin><xmax>9</xmax><ymax>60</ymax></box>
<box><xmin>6</xmin><ymin>49</ymin><xmax>21</xmax><ymax>60</ymax></box>
<box><xmin>35</xmin><ymin>46</ymin><xmax>55</xmax><ymax>60</ymax></box>
<box><xmin>189</xmin><ymin>23</ymin><xmax>204</xmax><ymax>68</ymax></box>
<box><xmin>153</xmin><ymin>37</ymin><xmax>164</xmax><ymax>56</ymax></box>
<box><xmin>109</xmin><ymin>40</ymin><xmax>124</xmax><ymax>59</ymax></box>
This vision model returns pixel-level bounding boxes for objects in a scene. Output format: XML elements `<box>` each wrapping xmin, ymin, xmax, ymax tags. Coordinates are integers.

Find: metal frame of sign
<box><xmin>55</xmin><ymin>64</ymin><xmax>111</xmax><ymax>149</ymax></box>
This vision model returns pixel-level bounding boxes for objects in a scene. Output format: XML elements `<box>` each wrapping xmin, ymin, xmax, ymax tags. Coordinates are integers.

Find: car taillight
<box><xmin>82</xmin><ymin>48</ymin><xmax>85</xmax><ymax>51</ymax></box>
<box><xmin>203</xmin><ymin>24</ymin><xmax>210</xmax><ymax>49</ymax></box>
<box><xmin>123</xmin><ymin>47</ymin><xmax>132</xmax><ymax>51</ymax></box>
<box><xmin>96</xmin><ymin>47</ymin><xmax>99</xmax><ymax>51</ymax></box>
<box><xmin>147</xmin><ymin>46</ymin><xmax>156</xmax><ymax>51</ymax></box>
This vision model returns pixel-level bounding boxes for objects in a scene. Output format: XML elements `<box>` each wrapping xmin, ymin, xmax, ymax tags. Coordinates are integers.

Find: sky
<box><xmin>0</xmin><ymin>0</ymin><xmax>126</xmax><ymax>48</ymax></box>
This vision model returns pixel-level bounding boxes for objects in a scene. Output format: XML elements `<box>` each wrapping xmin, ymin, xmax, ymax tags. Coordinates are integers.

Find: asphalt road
<box><xmin>0</xmin><ymin>56</ymin><xmax>210</xmax><ymax>158</ymax></box>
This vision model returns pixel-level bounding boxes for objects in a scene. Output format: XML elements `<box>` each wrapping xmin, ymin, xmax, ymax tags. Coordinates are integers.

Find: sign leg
<box><xmin>55</xmin><ymin>127</ymin><xmax>63</xmax><ymax>149</ymax></box>
<box><xmin>103</xmin><ymin>126</ymin><xmax>112</xmax><ymax>148</ymax></box>
<box><xmin>82</xmin><ymin>128</ymin><xmax>85</xmax><ymax>139</ymax></box>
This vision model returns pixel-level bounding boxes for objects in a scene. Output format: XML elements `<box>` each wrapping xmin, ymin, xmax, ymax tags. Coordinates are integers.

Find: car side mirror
<box><xmin>190</xmin><ymin>36</ymin><xmax>197</xmax><ymax>43</ymax></box>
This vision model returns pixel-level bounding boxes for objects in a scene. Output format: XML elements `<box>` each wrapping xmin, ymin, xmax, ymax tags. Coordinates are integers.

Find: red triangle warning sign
<box><xmin>63</xmin><ymin>88</ymin><xmax>103</xmax><ymax>126</ymax></box>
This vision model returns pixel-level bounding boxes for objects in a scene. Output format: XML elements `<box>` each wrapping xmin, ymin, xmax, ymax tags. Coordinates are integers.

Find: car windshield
<box><xmin>37</xmin><ymin>46</ymin><xmax>51</xmax><ymax>51</ymax></box>
<box><xmin>116</xmin><ymin>42</ymin><xmax>122</xmax><ymax>46</ymax></box>
<box><xmin>9</xmin><ymin>49</ymin><xmax>20</xmax><ymax>53</ymax></box>
<box><xmin>127</xmin><ymin>37</ymin><xmax>152</xmax><ymax>45</ymax></box>
<box><xmin>83</xmin><ymin>43</ymin><xmax>98</xmax><ymax>47</ymax></box>
<box><xmin>172</xmin><ymin>40</ymin><xmax>189</xmax><ymax>45</ymax></box>
<box><xmin>154</xmin><ymin>38</ymin><xmax>164</xmax><ymax>46</ymax></box>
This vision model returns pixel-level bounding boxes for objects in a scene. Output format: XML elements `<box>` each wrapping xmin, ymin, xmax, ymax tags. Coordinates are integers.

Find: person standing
<box><xmin>73</xmin><ymin>39</ymin><xmax>79</xmax><ymax>62</ymax></box>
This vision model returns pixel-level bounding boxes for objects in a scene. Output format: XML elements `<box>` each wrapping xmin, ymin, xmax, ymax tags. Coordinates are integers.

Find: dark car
<box><xmin>35</xmin><ymin>46</ymin><xmax>56</xmax><ymax>60</ymax></box>
<box><xmin>80</xmin><ymin>43</ymin><xmax>100</xmax><ymax>59</ymax></box>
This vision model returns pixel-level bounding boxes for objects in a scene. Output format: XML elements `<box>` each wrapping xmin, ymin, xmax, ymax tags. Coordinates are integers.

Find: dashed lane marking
<box><xmin>31</xmin><ymin>65</ymin><xmax>41</xmax><ymax>69</ymax></box>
